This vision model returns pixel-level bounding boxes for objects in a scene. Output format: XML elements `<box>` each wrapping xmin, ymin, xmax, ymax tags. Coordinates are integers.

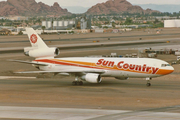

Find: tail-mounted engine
<box><xmin>24</xmin><ymin>47</ymin><xmax>60</xmax><ymax>58</ymax></box>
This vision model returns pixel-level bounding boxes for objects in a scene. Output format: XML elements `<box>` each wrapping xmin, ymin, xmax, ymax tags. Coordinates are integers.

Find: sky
<box><xmin>0</xmin><ymin>0</ymin><xmax>180</xmax><ymax>7</ymax></box>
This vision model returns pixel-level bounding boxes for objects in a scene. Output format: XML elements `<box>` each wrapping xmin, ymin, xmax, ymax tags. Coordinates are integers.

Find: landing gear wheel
<box><xmin>72</xmin><ymin>81</ymin><xmax>77</xmax><ymax>85</ymax></box>
<box><xmin>78</xmin><ymin>81</ymin><xmax>83</xmax><ymax>85</ymax></box>
<box><xmin>72</xmin><ymin>81</ymin><xmax>83</xmax><ymax>86</ymax></box>
<box><xmin>146</xmin><ymin>83</ymin><xmax>151</xmax><ymax>87</ymax></box>
<box><xmin>72</xmin><ymin>81</ymin><xmax>75</xmax><ymax>85</ymax></box>
<box><xmin>146</xmin><ymin>77</ymin><xmax>152</xmax><ymax>87</ymax></box>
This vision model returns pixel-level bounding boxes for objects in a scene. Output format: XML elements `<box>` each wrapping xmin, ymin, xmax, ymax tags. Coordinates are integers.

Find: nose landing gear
<box><xmin>146</xmin><ymin>77</ymin><xmax>152</xmax><ymax>87</ymax></box>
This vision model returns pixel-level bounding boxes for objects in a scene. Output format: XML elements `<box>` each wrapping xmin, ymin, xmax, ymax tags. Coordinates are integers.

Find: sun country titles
<box><xmin>96</xmin><ymin>59</ymin><xmax>159</xmax><ymax>74</ymax></box>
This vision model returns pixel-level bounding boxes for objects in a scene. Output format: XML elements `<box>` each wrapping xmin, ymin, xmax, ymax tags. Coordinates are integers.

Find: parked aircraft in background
<box><xmin>11</xmin><ymin>28</ymin><xmax>174</xmax><ymax>86</ymax></box>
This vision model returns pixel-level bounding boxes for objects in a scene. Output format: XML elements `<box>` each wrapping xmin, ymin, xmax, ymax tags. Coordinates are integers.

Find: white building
<box><xmin>164</xmin><ymin>20</ymin><xmax>180</xmax><ymax>28</ymax></box>
<box><xmin>0</xmin><ymin>17</ymin><xmax>5</xmax><ymax>20</ymax></box>
<box><xmin>6</xmin><ymin>16</ymin><xmax>28</xmax><ymax>21</ymax></box>
<box><xmin>80</xmin><ymin>18</ymin><xmax>87</xmax><ymax>30</ymax></box>
<box><xmin>42</xmin><ymin>20</ymin><xmax>75</xmax><ymax>29</ymax></box>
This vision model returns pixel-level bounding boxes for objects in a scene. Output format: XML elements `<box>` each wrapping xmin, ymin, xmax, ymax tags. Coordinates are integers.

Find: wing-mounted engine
<box><xmin>115</xmin><ymin>77</ymin><xmax>129</xmax><ymax>80</ymax></box>
<box><xmin>81</xmin><ymin>73</ymin><xmax>102</xmax><ymax>83</ymax></box>
<box><xmin>24</xmin><ymin>47</ymin><xmax>60</xmax><ymax>58</ymax></box>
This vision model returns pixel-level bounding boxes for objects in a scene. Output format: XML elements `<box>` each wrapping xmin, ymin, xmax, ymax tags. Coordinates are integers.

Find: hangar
<box><xmin>164</xmin><ymin>20</ymin><xmax>180</xmax><ymax>28</ymax></box>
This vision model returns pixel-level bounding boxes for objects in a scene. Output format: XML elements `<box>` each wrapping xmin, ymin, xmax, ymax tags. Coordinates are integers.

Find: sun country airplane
<box><xmin>11</xmin><ymin>28</ymin><xmax>174</xmax><ymax>86</ymax></box>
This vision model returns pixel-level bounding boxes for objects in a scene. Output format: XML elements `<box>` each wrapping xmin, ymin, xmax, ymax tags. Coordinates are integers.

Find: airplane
<box><xmin>11</xmin><ymin>28</ymin><xmax>174</xmax><ymax>86</ymax></box>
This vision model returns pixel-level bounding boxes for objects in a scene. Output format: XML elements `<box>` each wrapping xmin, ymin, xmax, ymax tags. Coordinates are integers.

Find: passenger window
<box><xmin>161</xmin><ymin>64</ymin><xmax>166</xmax><ymax>67</ymax></box>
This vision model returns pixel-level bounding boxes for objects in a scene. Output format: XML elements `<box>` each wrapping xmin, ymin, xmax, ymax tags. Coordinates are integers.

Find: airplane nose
<box><xmin>170</xmin><ymin>66</ymin><xmax>174</xmax><ymax>73</ymax></box>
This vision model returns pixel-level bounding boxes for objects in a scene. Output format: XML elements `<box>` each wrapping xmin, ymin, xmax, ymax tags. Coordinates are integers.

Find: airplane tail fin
<box><xmin>26</xmin><ymin>27</ymin><xmax>48</xmax><ymax>49</ymax></box>
<box><xmin>24</xmin><ymin>28</ymin><xmax>60</xmax><ymax>58</ymax></box>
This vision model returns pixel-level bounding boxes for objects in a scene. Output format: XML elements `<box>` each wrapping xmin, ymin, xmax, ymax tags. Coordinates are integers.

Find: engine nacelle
<box><xmin>115</xmin><ymin>77</ymin><xmax>129</xmax><ymax>80</ymax></box>
<box><xmin>81</xmin><ymin>73</ymin><xmax>102</xmax><ymax>83</ymax></box>
<box><xmin>24</xmin><ymin>47</ymin><xmax>60</xmax><ymax>58</ymax></box>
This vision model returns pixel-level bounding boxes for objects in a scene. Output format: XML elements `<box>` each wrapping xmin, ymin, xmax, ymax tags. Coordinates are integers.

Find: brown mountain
<box><xmin>86</xmin><ymin>0</ymin><xmax>160</xmax><ymax>15</ymax></box>
<box><xmin>0</xmin><ymin>0</ymin><xmax>71</xmax><ymax>16</ymax></box>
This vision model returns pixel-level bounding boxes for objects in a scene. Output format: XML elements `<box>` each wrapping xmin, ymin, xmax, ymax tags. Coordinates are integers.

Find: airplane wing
<box><xmin>10</xmin><ymin>60</ymin><xmax>105</xmax><ymax>75</ymax></box>
<box><xmin>8</xmin><ymin>59</ymin><xmax>48</xmax><ymax>66</ymax></box>
<box><xmin>15</xmin><ymin>70</ymin><xmax>105</xmax><ymax>74</ymax></box>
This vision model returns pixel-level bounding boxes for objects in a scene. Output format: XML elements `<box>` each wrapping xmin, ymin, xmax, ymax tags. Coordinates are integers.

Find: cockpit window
<box><xmin>161</xmin><ymin>64</ymin><xmax>171</xmax><ymax>67</ymax></box>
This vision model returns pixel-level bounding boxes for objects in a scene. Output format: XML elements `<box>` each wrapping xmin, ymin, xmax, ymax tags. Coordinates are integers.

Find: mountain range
<box><xmin>64</xmin><ymin>4</ymin><xmax>180</xmax><ymax>14</ymax></box>
<box><xmin>0</xmin><ymin>0</ymin><xmax>71</xmax><ymax>16</ymax></box>
<box><xmin>0</xmin><ymin>0</ymin><xmax>168</xmax><ymax>16</ymax></box>
<box><xmin>86</xmin><ymin>0</ymin><xmax>159</xmax><ymax>15</ymax></box>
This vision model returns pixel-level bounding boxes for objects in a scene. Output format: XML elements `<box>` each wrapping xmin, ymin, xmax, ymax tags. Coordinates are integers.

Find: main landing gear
<box><xmin>146</xmin><ymin>77</ymin><xmax>152</xmax><ymax>87</ymax></box>
<box><xmin>72</xmin><ymin>81</ymin><xmax>83</xmax><ymax>85</ymax></box>
<box><xmin>72</xmin><ymin>76</ymin><xmax>83</xmax><ymax>86</ymax></box>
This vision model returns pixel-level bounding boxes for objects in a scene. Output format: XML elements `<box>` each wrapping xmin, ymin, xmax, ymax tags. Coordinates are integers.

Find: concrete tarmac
<box><xmin>0</xmin><ymin>106</ymin><xmax>180</xmax><ymax>120</ymax></box>
<box><xmin>0</xmin><ymin>37</ymin><xmax>180</xmax><ymax>53</ymax></box>
<box><xmin>0</xmin><ymin>76</ymin><xmax>179</xmax><ymax>119</ymax></box>
<box><xmin>1</xmin><ymin>28</ymin><xmax>180</xmax><ymax>52</ymax></box>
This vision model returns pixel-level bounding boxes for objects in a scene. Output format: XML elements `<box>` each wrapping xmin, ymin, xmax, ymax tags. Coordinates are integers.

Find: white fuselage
<box><xmin>34</xmin><ymin>57</ymin><xmax>174</xmax><ymax>78</ymax></box>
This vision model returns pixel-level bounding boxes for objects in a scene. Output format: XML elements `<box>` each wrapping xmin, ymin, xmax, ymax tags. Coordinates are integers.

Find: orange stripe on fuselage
<box><xmin>34</xmin><ymin>59</ymin><xmax>173</xmax><ymax>75</ymax></box>
<box><xmin>156</xmin><ymin>69</ymin><xmax>174</xmax><ymax>75</ymax></box>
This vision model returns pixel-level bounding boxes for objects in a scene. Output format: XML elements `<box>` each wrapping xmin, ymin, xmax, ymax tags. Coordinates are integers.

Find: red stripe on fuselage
<box><xmin>34</xmin><ymin>59</ymin><xmax>106</xmax><ymax>70</ymax></box>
